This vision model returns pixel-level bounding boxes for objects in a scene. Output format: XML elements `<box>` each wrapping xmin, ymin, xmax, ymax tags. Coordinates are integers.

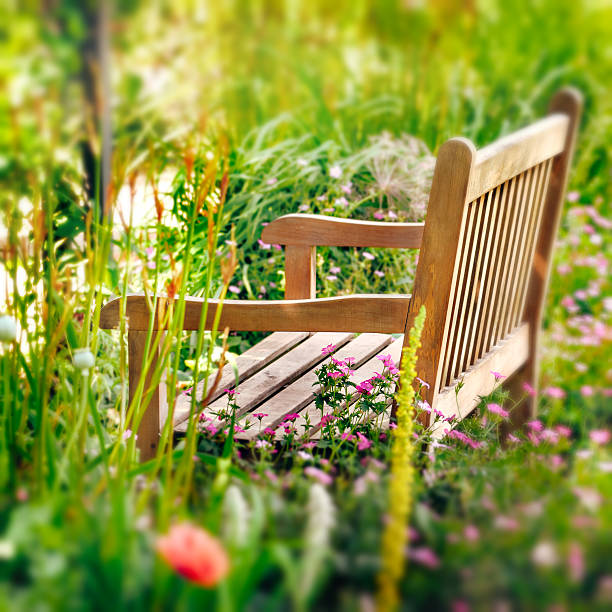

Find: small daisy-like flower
<box><xmin>329</xmin><ymin>165</ymin><xmax>342</xmax><ymax>178</ymax></box>
<box><xmin>321</xmin><ymin>343</ymin><xmax>336</xmax><ymax>356</ymax></box>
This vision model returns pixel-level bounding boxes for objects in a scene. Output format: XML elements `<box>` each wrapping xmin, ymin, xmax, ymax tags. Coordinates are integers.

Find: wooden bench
<box><xmin>100</xmin><ymin>88</ymin><xmax>582</xmax><ymax>460</ymax></box>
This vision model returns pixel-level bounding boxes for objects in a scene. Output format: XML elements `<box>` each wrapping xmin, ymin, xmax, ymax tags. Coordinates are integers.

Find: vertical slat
<box><xmin>500</xmin><ymin>165</ymin><xmax>540</xmax><ymax>337</ymax></box>
<box><xmin>439</xmin><ymin>199</ymin><xmax>478</xmax><ymax>386</ymax></box>
<box><xmin>457</xmin><ymin>190</ymin><xmax>495</xmax><ymax>375</ymax></box>
<box><xmin>490</xmin><ymin>170</ymin><xmax>529</xmax><ymax>344</ymax></box>
<box><xmin>507</xmin><ymin>162</ymin><xmax>545</xmax><ymax>329</ymax></box>
<box><xmin>129</xmin><ymin>330</ymin><xmax>163</xmax><ymax>461</ymax></box>
<box><xmin>464</xmin><ymin>184</ymin><xmax>501</xmax><ymax>368</ymax></box>
<box><xmin>512</xmin><ymin>159</ymin><xmax>553</xmax><ymax>328</ymax></box>
<box><xmin>285</xmin><ymin>245</ymin><xmax>316</xmax><ymax>299</ymax></box>
<box><xmin>480</xmin><ymin>177</ymin><xmax>516</xmax><ymax>355</ymax></box>
<box><xmin>450</xmin><ymin>195</ymin><xmax>488</xmax><ymax>382</ymax></box>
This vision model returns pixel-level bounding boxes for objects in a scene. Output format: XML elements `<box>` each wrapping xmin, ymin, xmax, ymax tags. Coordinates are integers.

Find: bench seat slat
<box><xmin>173</xmin><ymin>331</ymin><xmax>310</xmax><ymax>428</ymax></box>
<box><xmin>239</xmin><ymin>333</ymin><xmax>395</xmax><ymax>440</ymax></box>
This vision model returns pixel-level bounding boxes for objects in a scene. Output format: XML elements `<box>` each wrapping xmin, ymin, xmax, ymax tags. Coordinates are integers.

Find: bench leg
<box><xmin>503</xmin><ymin>358</ymin><xmax>538</xmax><ymax>433</ymax></box>
<box><xmin>128</xmin><ymin>330</ymin><xmax>163</xmax><ymax>461</ymax></box>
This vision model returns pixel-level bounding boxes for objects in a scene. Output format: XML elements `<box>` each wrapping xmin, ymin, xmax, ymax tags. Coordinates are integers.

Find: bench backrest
<box><xmin>408</xmin><ymin>88</ymin><xmax>582</xmax><ymax>410</ymax></box>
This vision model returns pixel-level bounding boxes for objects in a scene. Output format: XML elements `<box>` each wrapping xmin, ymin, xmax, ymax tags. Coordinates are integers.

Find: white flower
<box><xmin>329</xmin><ymin>165</ymin><xmax>342</xmax><ymax>179</ymax></box>
<box><xmin>73</xmin><ymin>348</ymin><xmax>95</xmax><ymax>373</ymax></box>
<box><xmin>531</xmin><ymin>540</ymin><xmax>558</xmax><ymax>567</ymax></box>
<box><xmin>0</xmin><ymin>315</ymin><xmax>17</xmax><ymax>343</ymax></box>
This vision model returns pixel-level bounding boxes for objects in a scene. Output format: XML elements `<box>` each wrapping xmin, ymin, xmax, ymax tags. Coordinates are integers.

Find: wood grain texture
<box><xmin>100</xmin><ymin>294</ymin><xmax>411</xmax><ymax>333</ymax></box>
<box><xmin>433</xmin><ymin>323</ymin><xmax>530</xmax><ymax>430</ymax></box>
<box><xmin>507</xmin><ymin>87</ymin><xmax>583</xmax><ymax>425</ymax></box>
<box><xmin>262</xmin><ymin>214</ymin><xmax>424</xmax><ymax>248</ymax></box>
<box><xmin>467</xmin><ymin>114</ymin><xmax>569</xmax><ymax>201</ymax></box>
<box><xmin>173</xmin><ymin>331</ymin><xmax>310</xmax><ymax>428</ymax></box>
<box><xmin>239</xmin><ymin>333</ymin><xmax>394</xmax><ymax>440</ymax></box>
<box><xmin>197</xmin><ymin>332</ymin><xmax>355</xmax><ymax>426</ymax></box>
<box><xmin>128</xmin><ymin>330</ymin><xmax>163</xmax><ymax>461</ymax></box>
<box><xmin>285</xmin><ymin>245</ymin><xmax>316</xmax><ymax>299</ymax></box>
<box><xmin>406</xmin><ymin>137</ymin><xmax>476</xmax><ymax>409</ymax></box>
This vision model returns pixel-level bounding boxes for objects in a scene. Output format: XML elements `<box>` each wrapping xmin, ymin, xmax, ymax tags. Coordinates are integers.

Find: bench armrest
<box><xmin>261</xmin><ymin>214</ymin><xmax>424</xmax><ymax>248</ymax></box>
<box><xmin>100</xmin><ymin>294</ymin><xmax>410</xmax><ymax>334</ymax></box>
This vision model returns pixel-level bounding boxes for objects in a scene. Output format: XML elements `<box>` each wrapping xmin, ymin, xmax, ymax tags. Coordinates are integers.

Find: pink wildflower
<box><xmin>304</xmin><ymin>466</ymin><xmax>333</xmax><ymax>486</ymax></box>
<box><xmin>282</xmin><ymin>413</ymin><xmax>300</xmax><ymax>422</ymax></box>
<box><xmin>263</xmin><ymin>427</ymin><xmax>276</xmax><ymax>436</ymax></box>
<box><xmin>321</xmin><ymin>343</ymin><xmax>336</xmax><ymax>356</ymax></box>
<box><xmin>590</xmin><ymin>429</ymin><xmax>610</xmax><ymax>445</ymax></box>
<box><xmin>507</xmin><ymin>433</ymin><xmax>521</xmax><ymax>444</ymax></box>
<box><xmin>410</xmin><ymin>547</ymin><xmax>440</xmax><ymax>569</ymax></box>
<box><xmin>374</xmin><ymin>210</ymin><xmax>385</xmax><ymax>220</ymax></box>
<box><xmin>544</xmin><ymin>386</ymin><xmax>566</xmax><ymax>399</ymax></box>
<box><xmin>327</xmin><ymin>371</ymin><xmax>343</xmax><ymax>379</ymax></box>
<box><xmin>522</xmin><ymin>382</ymin><xmax>537</xmax><ymax>396</ymax></box>
<box><xmin>253</xmin><ymin>413</ymin><xmax>268</xmax><ymax>419</ymax></box>
<box><xmin>356</xmin><ymin>380</ymin><xmax>374</xmax><ymax>395</ymax></box>
<box><xmin>228</xmin><ymin>285</ymin><xmax>240</xmax><ymax>294</ymax></box>
<box><xmin>329</xmin><ymin>165</ymin><xmax>342</xmax><ymax>178</ymax></box>
<box><xmin>257</xmin><ymin>239</ymin><xmax>271</xmax><ymax>249</ymax></box>
<box><xmin>320</xmin><ymin>413</ymin><xmax>338</xmax><ymax>427</ymax></box>
<box><xmin>527</xmin><ymin>420</ymin><xmax>543</xmax><ymax>432</ymax></box>
<box><xmin>363</xmin><ymin>251</ymin><xmax>375</xmax><ymax>261</ymax></box>
<box><xmin>356</xmin><ymin>432</ymin><xmax>372</xmax><ymax>451</ymax></box>
<box><xmin>445</xmin><ymin>429</ymin><xmax>482</xmax><ymax>450</ymax></box>
<box><xmin>491</xmin><ymin>371</ymin><xmax>506</xmax><ymax>380</ymax></box>
<box><xmin>555</xmin><ymin>425</ymin><xmax>572</xmax><ymax>438</ymax></box>
<box><xmin>464</xmin><ymin>525</ymin><xmax>479</xmax><ymax>542</ymax></box>
<box><xmin>341</xmin><ymin>432</ymin><xmax>355</xmax><ymax>441</ymax></box>
<box><xmin>486</xmin><ymin>403</ymin><xmax>509</xmax><ymax>418</ymax></box>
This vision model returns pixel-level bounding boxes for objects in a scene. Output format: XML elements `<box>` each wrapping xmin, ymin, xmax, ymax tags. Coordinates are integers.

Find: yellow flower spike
<box><xmin>376</xmin><ymin>305</ymin><xmax>426</xmax><ymax>612</ymax></box>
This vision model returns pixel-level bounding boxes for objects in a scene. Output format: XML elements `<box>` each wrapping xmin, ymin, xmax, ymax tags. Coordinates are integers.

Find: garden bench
<box><xmin>100</xmin><ymin>88</ymin><xmax>581</xmax><ymax>461</ymax></box>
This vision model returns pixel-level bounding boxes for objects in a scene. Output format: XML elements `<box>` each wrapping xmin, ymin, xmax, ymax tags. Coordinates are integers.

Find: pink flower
<box><xmin>555</xmin><ymin>425</ymin><xmax>572</xmax><ymax>438</ymax></box>
<box><xmin>356</xmin><ymin>432</ymin><xmax>372</xmax><ymax>451</ymax></box>
<box><xmin>253</xmin><ymin>413</ymin><xmax>268</xmax><ymax>419</ymax></box>
<box><xmin>304</xmin><ymin>466</ymin><xmax>333</xmax><ymax>485</ymax></box>
<box><xmin>341</xmin><ymin>432</ymin><xmax>355</xmax><ymax>441</ymax></box>
<box><xmin>341</xmin><ymin>182</ymin><xmax>352</xmax><ymax>194</ymax></box>
<box><xmin>581</xmin><ymin>385</ymin><xmax>594</xmax><ymax>397</ymax></box>
<box><xmin>374</xmin><ymin>270</ymin><xmax>385</xmax><ymax>278</ymax></box>
<box><xmin>410</xmin><ymin>547</ymin><xmax>440</xmax><ymax>569</ymax></box>
<box><xmin>544</xmin><ymin>386</ymin><xmax>566</xmax><ymax>399</ymax></box>
<box><xmin>568</xmin><ymin>542</ymin><xmax>585</xmax><ymax>582</ymax></box>
<box><xmin>527</xmin><ymin>420</ymin><xmax>543</xmax><ymax>432</ymax></box>
<box><xmin>522</xmin><ymin>382</ymin><xmax>537</xmax><ymax>396</ymax></box>
<box><xmin>507</xmin><ymin>433</ymin><xmax>521</xmax><ymax>444</ymax></box>
<box><xmin>417</xmin><ymin>377</ymin><xmax>430</xmax><ymax>389</ymax></box>
<box><xmin>363</xmin><ymin>251</ymin><xmax>375</xmax><ymax>261</ymax></box>
<box><xmin>263</xmin><ymin>427</ymin><xmax>276</xmax><ymax>436</ymax></box>
<box><xmin>321</xmin><ymin>344</ymin><xmax>337</xmax><ymax>356</ymax></box>
<box><xmin>156</xmin><ymin>523</ymin><xmax>230</xmax><ymax>588</ymax></box>
<box><xmin>486</xmin><ymin>403</ymin><xmax>509</xmax><ymax>418</ymax></box>
<box><xmin>329</xmin><ymin>165</ymin><xmax>342</xmax><ymax>178</ymax></box>
<box><xmin>590</xmin><ymin>429</ymin><xmax>610</xmax><ymax>445</ymax></box>
<box><xmin>567</xmin><ymin>190</ymin><xmax>580</xmax><ymax>202</ymax></box>
<box><xmin>494</xmin><ymin>515</ymin><xmax>519</xmax><ymax>531</ymax></box>
<box><xmin>282</xmin><ymin>413</ymin><xmax>300</xmax><ymax>422</ymax></box>
<box><xmin>464</xmin><ymin>525</ymin><xmax>479</xmax><ymax>542</ymax></box>
<box><xmin>444</xmin><ymin>429</ymin><xmax>482</xmax><ymax>449</ymax></box>
<box><xmin>490</xmin><ymin>371</ymin><xmax>506</xmax><ymax>380</ymax></box>
<box><xmin>327</xmin><ymin>371</ymin><xmax>343</xmax><ymax>379</ymax></box>
<box><xmin>320</xmin><ymin>413</ymin><xmax>338</xmax><ymax>427</ymax></box>
<box><xmin>374</xmin><ymin>210</ymin><xmax>385</xmax><ymax>220</ymax></box>
<box><xmin>330</xmin><ymin>265</ymin><xmax>341</xmax><ymax>274</ymax></box>
<box><xmin>228</xmin><ymin>285</ymin><xmax>240</xmax><ymax>294</ymax></box>
<box><xmin>356</xmin><ymin>380</ymin><xmax>374</xmax><ymax>395</ymax></box>
<box><xmin>257</xmin><ymin>239</ymin><xmax>271</xmax><ymax>249</ymax></box>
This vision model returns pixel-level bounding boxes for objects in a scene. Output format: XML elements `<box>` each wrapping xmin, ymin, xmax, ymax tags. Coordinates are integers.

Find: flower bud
<box><xmin>73</xmin><ymin>348</ymin><xmax>95</xmax><ymax>372</ymax></box>
<box><xmin>0</xmin><ymin>315</ymin><xmax>17</xmax><ymax>343</ymax></box>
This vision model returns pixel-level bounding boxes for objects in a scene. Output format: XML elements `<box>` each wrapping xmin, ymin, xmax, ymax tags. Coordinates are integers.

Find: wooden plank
<box><xmin>456</xmin><ymin>192</ymin><xmax>493</xmax><ymax>377</ymax></box>
<box><xmin>500</xmin><ymin>166</ymin><xmax>538</xmax><ymax>337</ymax></box>
<box><xmin>100</xmin><ymin>294</ymin><xmax>410</xmax><ymax>334</ymax></box>
<box><xmin>239</xmin><ymin>333</ymin><xmax>394</xmax><ymax>440</ymax></box>
<box><xmin>468</xmin><ymin>183</ymin><xmax>503</xmax><ymax>364</ymax></box>
<box><xmin>285</xmin><ymin>245</ymin><xmax>316</xmax><ymax>299</ymax></box>
<box><xmin>128</xmin><ymin>330</ymin><xmax>164</xmax><ymax>461</ymax></box>
<box><xmin>475</xmin><ymin>179</ymin><xmax>513</xmax><ymax>359</ymax></box>
<box><xmin>288</xmin><ymin>337</ymin><xmax>404</xmax><ymax>440</ymax></box>
<box><xmin>173</xmin><ymin>331</ymin><xmax>310</xmax><ymax>428</ymax></box>
<box><xmin>467</xmin><ymin>114</ymin><xmax>568</xmax><ymax>201</ymax></box>
<box><xmin>405</xmin><ymin>137</ymin><xmax>476</xmax><ymax>405</ymax></box>
<box><xmin>432</xmin><ymin>322</ymin><xmax>530</xmax><ymax>435</ymax></box>
<box><xmin>178</xmin><ymin>332</ymin><xmax>355</xmax><ymax>432</ymax></box>
<box><xmin>262</xmin><ymin>214</ymin><xmax>424</xmax><ymax>248</ymax></box>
